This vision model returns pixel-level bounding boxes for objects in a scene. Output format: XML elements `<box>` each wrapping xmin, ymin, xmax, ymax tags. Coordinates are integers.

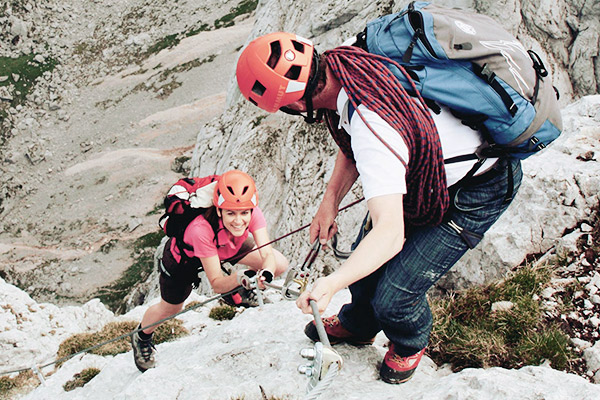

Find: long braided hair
<box><xmin>324</xmin><ymin>46</ymin><xmax>448</xmax><ymax>227</ymax></box>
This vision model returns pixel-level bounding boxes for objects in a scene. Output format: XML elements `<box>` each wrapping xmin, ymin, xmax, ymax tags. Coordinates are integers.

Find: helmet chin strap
<box><xmin>279</xmin><ymin>103</ymin><xmax>324</xmax><ymax>124</ymax></box>
<box><xmin>302</xmin><ymin>94</ymin><xmax>325</xmax><ymax>124</ymax></box>
<box><xmin>279</xmin><ymin>49</ymin><xmax>324</xmax><ymax>124</ymax></box>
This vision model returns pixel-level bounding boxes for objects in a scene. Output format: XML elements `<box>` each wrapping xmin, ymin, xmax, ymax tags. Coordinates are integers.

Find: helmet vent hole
<box><xmin>241</xmin><ymin>186</ymin><xmax>249</xmax><ymax>195</ymax></box>
<box><xmin>251</xmin><ymin>81</ymin><xmax>266</xmax><ymax>96</ymax></box>
<box><xmin>226</xmin><ymin>186</ymin><xmax>235</xmax><ymax>195</ymax></box>
<box><xmin>291</xmin><ymin>40</ymin><xmax>305</xmax><ymax>53</ymax></box>
<box><xmin>267</xmin><ymin>41</ymin><xmax>281</xmax><ymax>69</ymax></box>
<box><xmin>285</xmin><ymin>65</ymin><xmax>301</xmax><ymax>80</ymax></box>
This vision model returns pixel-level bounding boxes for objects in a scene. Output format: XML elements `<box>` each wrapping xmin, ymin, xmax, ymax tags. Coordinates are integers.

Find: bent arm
<box><xmin>328</xmin><ymin>194</ymin><xmax>404</xmax><ymax>289</ymax></box>
<box><xmin>251</xmin><ymin>227</ymin><xmax>276</xmax><ymax>274</ymax></box>
<box><xmin>298</xmin><ymin>193</ymin><xmax>405</xmax><ymax>313</ymax></box>
<box><xmin>310</xmin><ymin>149</ymin><xmax>359</xmax><ymax>244</ymax></box>
<box><xmin>201</xmin><ymin>255</ymin><xmax>239</xmax><ymax>293</ymax></box>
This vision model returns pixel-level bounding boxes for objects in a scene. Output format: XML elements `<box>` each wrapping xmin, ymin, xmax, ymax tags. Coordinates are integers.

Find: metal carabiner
<box><xmin>299</xmin><ymin>239</ymin><xmax>321</xmax><ymax>273</ymax></box>
<box><xmin>278</xmin><ymin>239</ymin><xmax>322</xmax><ymax>300</ymax></box>
<box><xmin>331</xmin><ymin>233</ymin><xmax>352</xmax><ymax>260</ymax></box>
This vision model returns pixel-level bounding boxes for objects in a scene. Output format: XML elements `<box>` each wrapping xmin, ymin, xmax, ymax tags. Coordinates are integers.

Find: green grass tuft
<box><xmin>0</xmin><ymin>54</ymin><xmax>57</xmax><ymax>144</ymax></box>
<box><xmin>209</xmin><ymin>305</ymin><xmax>237</xmax><ymax>321</ymax></box>
<box><xmin>0</xmin><ymin>54</ymin><xmax>57</xmax><ymax>106</ymax></box>
<box><xmin>214</xmin><ymin>0</ymin><xmax>258</xmax><ymax>29</ymax></box>
<box><xmin>63</xmin><ymin>368</ymin><xmax>101</xmax><ymax>392</ymax></box>
<box><xmin>144</xmin><ymin>33</ymin><xmax>180</xmax><ymax>56</ymax></box>
<box><xmin>56</xmin><ymin>319</ymin><xmax>188</xmax><ymax>366</ymax></box>
<box><xmin>429</xmin><ymin>263</ymin><xmax>576</xmax><ymax>371</ymax></box>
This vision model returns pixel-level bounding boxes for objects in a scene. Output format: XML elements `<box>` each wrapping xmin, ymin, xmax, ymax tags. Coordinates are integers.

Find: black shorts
<box><xmin>159</xmin><ymin>237</ymin><xmax>256</xmax><ymax>305</ymax></box>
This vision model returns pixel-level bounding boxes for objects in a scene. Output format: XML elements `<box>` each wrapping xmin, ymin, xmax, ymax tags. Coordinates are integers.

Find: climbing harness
<box><xmin>331</xmin><ymin>232</ymin><xmax>352</xmax><ymax>260</ymax></box>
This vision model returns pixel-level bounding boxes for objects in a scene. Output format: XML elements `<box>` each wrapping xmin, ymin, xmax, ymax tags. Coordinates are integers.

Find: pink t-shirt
<box><xmin>169</xmin><ymin>207</ymin><xmax>267</xmax><ymax>262</ymax></box>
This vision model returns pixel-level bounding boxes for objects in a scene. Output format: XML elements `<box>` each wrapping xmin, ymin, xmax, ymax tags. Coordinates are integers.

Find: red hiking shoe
<box><xmin>304</xmin><ymin>315</ymin><xmax>375</xmax><ymax>346</ymax></box>
<box><xmin>380</xmin><ymin>344</ymin><xmax>426</xmax><ymax>384</ymax></box>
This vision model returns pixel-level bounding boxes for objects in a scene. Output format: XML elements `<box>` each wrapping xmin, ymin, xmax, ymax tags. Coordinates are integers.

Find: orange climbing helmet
<box><xmin>213</xmin><ymin>170</ymin><xmax>258</xmax><ymax>210</ymax></box>
<box><xmin>236</xmin><ymin>32</ymin><xmax>317</xmax><ymax>113</ymax></box>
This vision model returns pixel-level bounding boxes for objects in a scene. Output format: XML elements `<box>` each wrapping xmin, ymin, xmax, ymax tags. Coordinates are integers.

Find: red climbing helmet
<box><xmin>213</xmin><ymin>170</ymin><xmax>258</xmax><ymax>210</ymax></box>
<box><xmin>236</xmin><ymin>32</ymin><xmax>315</xmax><ymax>113</ymax></box>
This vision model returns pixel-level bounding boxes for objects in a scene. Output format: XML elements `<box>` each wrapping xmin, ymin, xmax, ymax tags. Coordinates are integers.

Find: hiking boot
<box><xmin>379</xmin><ymin>344</ymin><xmax>426</xmax><ymax>384</ymax></box>
<box><xmin>131</xmin><ymin>332</ymin><xmax>156</xmax><ymax>372</ymax></box>
<box><xmin>304</xmin><ymin>315</ymin><xmax>375</xmax><ymax>346</ymax></box>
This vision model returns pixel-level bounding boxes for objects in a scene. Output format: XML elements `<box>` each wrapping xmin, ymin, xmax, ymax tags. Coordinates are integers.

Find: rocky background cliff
<box><xmin>1</xmin><ymin>0</ymin><xmax>598</xmax><ymax>308</ymax></box>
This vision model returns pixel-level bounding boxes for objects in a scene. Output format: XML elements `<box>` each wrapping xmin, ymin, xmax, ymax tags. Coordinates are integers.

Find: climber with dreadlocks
<box><xmin>235</xmin><ymin>32</ymin><xmax>523</xmax><ymax>383</ymax></box>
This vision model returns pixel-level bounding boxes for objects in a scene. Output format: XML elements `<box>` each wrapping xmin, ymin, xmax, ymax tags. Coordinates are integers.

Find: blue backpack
<box><xmin>358</xmin><ymin>1</ymin><xmax>562</xmax><ymax>159</ymax></box>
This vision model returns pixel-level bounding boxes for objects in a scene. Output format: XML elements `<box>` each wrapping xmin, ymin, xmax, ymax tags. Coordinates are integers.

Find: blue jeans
<box><xmin>338</xmin><ymin>158</ymin><xmax>523</xmax><ymax>356</ymax></box>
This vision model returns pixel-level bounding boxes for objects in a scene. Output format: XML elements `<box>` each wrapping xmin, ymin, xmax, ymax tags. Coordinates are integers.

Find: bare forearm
<box><xmin>202</xmin><ymin>255</ymin><xmax>240</xmax><ymax>293</ymax></box>
<box><xmin>327</xmin><ymin>221</ymin><xmax>404</xmax><ymax>291</ymax></box>
<box><xmin>298</xmin><ymin>194</ymin><xmax>405</xmax><ymax>314</ymax></box>
<box><xmin>209</xmin><ymin>274</ymin><xmax>240</xmax><ymax>293</ymax></box>
<box><xmin>311</xmin><ymin>150</ymin><xmax>360</xmax><ymax>243</ymax></box>
<box><xmin>330</xmin><ymin>195</ymin><xmax>405</xmax><ymax>290</ymax></box>
<box><xmin>331</xmin><ymin>194</ymin><xmax>405</xmax><ymax>287</ymax></box>
<box><xmin>259</xmin><ymin>250</ymin><xmax>276</xmax><ymax>273</ymax></box>
<box><xmin>322</xmin><ymin>149</ymin><xmax>359</xmax><ymax>208</ymax></box>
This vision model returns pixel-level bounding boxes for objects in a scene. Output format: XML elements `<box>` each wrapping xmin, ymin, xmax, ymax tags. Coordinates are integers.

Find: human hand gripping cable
<box><xmin>257</xmin><ymin>269</ymin><xmax>273</xmax><ymax>290</ymax></box>
<box><xmin>236</xmin><ymin>269</ymin><xmax>273</xmax><ymax>290</ymax></box>
<box><xmin>296</xmin><ymin>275</ymin><xmax>339</xmax><ymax>315</ymax></box>
<box><xmin>236</xmin><ymin>269</ymin><xmax>257</xmax><ymax>290</ymax></box>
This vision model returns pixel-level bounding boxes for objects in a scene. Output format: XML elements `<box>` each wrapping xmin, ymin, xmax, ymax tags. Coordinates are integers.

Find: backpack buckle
<box><xmin>479</xmin><ymin>64</ymin><xmax>496</xmax><ymax>84</ymax></box>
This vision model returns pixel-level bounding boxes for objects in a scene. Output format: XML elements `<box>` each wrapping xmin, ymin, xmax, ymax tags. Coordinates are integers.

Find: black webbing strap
<box><xmin>444</xmin><ymin>153</ymin><xmax>480</xmax><ymax>164</ymax></box>
<box><xmin>448</xmin><ymin>157</ymin><xmax>514</xmax><ymax>205</ymax></box>
<box><xmin>472</xmin><ymin>63</ymin><xmax>517</xmax><ymax>117</ymax></box>
<box><xmin>527</xmin><ymin>50</ymin><xmax>548</xmax><ymax>105</ymax></box>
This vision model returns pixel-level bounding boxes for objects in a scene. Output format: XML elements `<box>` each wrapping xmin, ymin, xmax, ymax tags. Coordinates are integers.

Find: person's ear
<box><xmin>216</xmin><ymin>208</ymin><xmax>222</xmax><ymax>218</ymax></box>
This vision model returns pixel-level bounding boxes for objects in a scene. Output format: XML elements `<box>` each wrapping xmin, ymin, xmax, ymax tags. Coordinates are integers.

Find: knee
<box><xmin>372</xmin><ymin>294</ymin><xmax>432</xmax><ymax>336</ymax></box>
<box><xmin>158</xmin><ymin>300</ymin><xmax>183</xmax><ymax>316</ymax></box>
<box><xmin>371</xmin><ymin>289</ymin><xmax>424</xmax><ymax>324</ymax></box>
<box><xmin>274</xmin><ymin>252</ymin><xmax>289</xmax><ymax>277</ymax></box>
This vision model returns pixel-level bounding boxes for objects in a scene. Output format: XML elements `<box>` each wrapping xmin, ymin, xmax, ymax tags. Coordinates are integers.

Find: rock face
<box><xmin>189</xmin><ymin>0</ymin><xmax>600</xmax><ymax>290</ymax></box>
<box><xmin>3</xmin><ymin>278</ymin><xmax>600</xmax><ymax>400</ymax></box>
<box><xmin>0</xmin><ymin>276</ymin><xmax>114</xmax><ymax>371</ymax></box>
<box><xmin>0</xmin><ymin>0</ymin><xmax>597</xmax><ymax>302</ymax></box>
<box><xmin>439</xmin><ymin>96</ymin><xmax>600</xmax><ymax>290</ymax></box>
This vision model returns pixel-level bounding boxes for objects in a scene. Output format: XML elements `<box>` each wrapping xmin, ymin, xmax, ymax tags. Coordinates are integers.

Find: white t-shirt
<box><xmin>336</xmin><ymin>88</ymin><xmax>497</xmax><ymax>200</ymax></box>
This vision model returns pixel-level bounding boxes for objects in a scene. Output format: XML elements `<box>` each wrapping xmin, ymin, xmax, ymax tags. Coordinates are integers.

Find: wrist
<box><xmin>321</xmin><ymin>190</ymin><xmax>341</xmax><ymax>209</ymax></box>
<box><xmin>236</xmin><ymin>269</ymin><xmax>257</xmax><ymax>289</ymax></box>
<box><xmin>322</xmin><ymin>273</ymin><xmax>345</xmax><ymax>294</ymax></box>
